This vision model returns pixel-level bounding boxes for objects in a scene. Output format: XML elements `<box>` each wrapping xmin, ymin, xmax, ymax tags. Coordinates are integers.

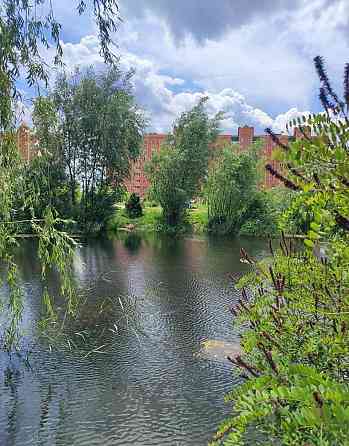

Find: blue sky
<box><xmin>19</xmin><ymin>0</ymin><xmax>349</xmax><ymax>134</ymax></box>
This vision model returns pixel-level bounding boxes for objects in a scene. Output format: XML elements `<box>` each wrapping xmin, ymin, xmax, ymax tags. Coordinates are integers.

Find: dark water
<box><xmin>0</xmin><ymin>234</ymin><xmax>268</xmax><ymax>446</ymax></box>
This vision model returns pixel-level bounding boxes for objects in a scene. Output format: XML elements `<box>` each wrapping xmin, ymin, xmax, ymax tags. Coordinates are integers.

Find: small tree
<box><xmin>146</xmin><ymin>98</ymin><xmax>221</xmax><ymax>226</ymax></box>
<box><xmin>125</xmin><ymin>193</ymin><xmax>143</xmax><ymax>218</ymax></box>
<box><xmin>207</xmin><ymin>144</ymin><xmax>260</xmax><ymax>234</ymax></box>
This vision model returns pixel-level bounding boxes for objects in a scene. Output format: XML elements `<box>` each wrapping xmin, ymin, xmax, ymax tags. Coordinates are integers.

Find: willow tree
<box><xmin>146</xmin><ymin>98</ymin><xmax>222</xmax><ymax>226</ymax></box>
<box><xmin>0</xmin><ymin>0</ymin><xmax>120</xmax><ymax>350</ymax></box>
<box><xmin>207</xmin><ymin>144</ymin><xmax>261</xmax><ymax>234</ymax></box>
<box><xmin>33</xmin><ymin>67</ymin><xmax>145</xmax><ymax>233</ymax></box>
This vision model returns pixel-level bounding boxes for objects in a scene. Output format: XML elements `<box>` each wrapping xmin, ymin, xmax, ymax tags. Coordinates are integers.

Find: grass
<box><xmin>186</xmin><ymin>204</ymin><xmax>208</xmax><ymax>233</ymax></box>
<box><xmin>107</xmin><ymin>204</ymin><xmax>162</xmax><ymax>232</ymax></box>
<box><xmin>107</xmin><ymin>203</ymin><xmax>209</xmax><ymax>234</ymax></box>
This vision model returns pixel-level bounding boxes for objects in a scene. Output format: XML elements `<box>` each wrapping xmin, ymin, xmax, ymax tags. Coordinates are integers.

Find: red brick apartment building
<box><xmin>16</xmin><ymin>122</ymin><xmax>38</xmax><ymax>161</ymax></box>
<box><xmin>14</xmin><ymin>123</ymin><xmax>305</xmax><ymax>195</ymax></box>
<box><xmin>126</xmin><ymin>126</ymin><xmax>305</xmax><ymax>197</ymax></box>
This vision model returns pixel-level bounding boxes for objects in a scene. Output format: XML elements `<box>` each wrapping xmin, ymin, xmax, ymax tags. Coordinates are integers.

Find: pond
<box><xmin>0</xmin><ymin>234</ymin><xmax>269</xmax><ymax>446</ymax></box>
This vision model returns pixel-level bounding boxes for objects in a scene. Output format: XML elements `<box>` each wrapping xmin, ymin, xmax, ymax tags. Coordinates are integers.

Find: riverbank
<box><xmin>107</xmin><ymin>202</ymin><xmax>285</xmax><ymax>237</ymax></box>
<box><xmin>107</xmin><ymin>204</ymin><xmax>209</xmax><ymax>234</ymax></box>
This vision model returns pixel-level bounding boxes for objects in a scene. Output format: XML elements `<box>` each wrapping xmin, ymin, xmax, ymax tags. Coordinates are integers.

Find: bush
<box><xmin>143</xmin><ymin>199</ymin><xmax>158</xmax><ymax>208</ymax></box>
<box><xmin>125</xmin><ymin>193</ymin><xmax>143</xmax><ymax>219</ymax></box>
<box><xmin>239</xmin><ymin>188</ymin><xmax>294</xmax><ymax>237</ymax></box>
<box><xmin>213</xmin><ymin>58</ymin><xmax>349</xmax><ymax>445</ymax></box>
<box><xmin>207</xmin><ymin>144</ymin><xmax>261</xmax><ymax>235</ymax></box>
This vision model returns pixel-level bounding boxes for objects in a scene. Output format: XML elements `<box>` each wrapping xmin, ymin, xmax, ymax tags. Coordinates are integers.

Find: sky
<box><xmin>19</xmin><ymin>0</ymin><xmax>349</xmax><ymax>134</ymax></box>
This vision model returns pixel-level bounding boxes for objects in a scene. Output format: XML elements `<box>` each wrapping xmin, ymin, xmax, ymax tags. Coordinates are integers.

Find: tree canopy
<box><xmin>32</xmin><ymin>67</ymin><xmax>145</xmax><ymax>232</ymax></box>
<box><xmin>146</xmin><ymin>98</ymin><xmax>221</xmax><ymax>226</ymax></box>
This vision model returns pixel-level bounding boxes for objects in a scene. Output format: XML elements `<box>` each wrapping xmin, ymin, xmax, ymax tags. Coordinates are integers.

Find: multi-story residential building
<box><xmin>125</xmin><ymin>126</ymin><xmax>306</xmax><ymax>197</ymax></box>
<box><xmin>14</xmin><ymin>122</ymin><xmax>307</xmax><ymax>195</ymax></box>
<box><xmin>16</xmin><ymin>122</ymin><xmax>38</xmax><ymax>162</ymax></box>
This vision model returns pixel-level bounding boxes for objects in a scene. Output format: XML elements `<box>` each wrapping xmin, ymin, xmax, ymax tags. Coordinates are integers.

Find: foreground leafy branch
<box><xmin>0</xmin><ymin>0</ymin><xmax>121</xmax><ymax>350</ymax></box>
<box><xmin>213</xmin><ymin>58</ymin><xmax>349</xmax><ymax>445</ymax></box>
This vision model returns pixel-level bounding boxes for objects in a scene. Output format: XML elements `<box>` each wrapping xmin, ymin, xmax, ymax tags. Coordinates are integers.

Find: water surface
<box><xmin>0</xmin><ymin>234</ymin><xmax>268</xmax><ymax>446</ymax></box>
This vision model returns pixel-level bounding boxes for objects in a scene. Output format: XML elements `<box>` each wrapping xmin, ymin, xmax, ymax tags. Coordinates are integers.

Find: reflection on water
<box><xmin>0</xmin><ymin>234</ymin><xmax>268</xmax><ymax>446</ymax></box>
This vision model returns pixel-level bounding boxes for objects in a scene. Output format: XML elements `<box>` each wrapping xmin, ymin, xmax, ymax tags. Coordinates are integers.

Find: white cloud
<box><xmin>113</xmin><ymin>12</ymin><xmax>317</xmax><ymax>114</ymax></box>
<box><xmin>15</xmin><ymin>98</ymin><xmax>33</xmax><ymax>126</ymax></box>
<box><xmin>271</xmin><ymin>108</ymin><xmax>310</xmax><ymax>133</ymax></box>
<box><xmin>54</xmin><ymin>34</ymin><xmax>311</xmax><ymax>134</ymax></box>
<box><xmin>60</xmin><ymin>35</ymin><xmax>104</xmax><ymax>69</ymax></box>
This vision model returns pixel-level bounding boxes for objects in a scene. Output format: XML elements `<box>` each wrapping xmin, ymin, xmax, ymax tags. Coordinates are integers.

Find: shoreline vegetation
<box><xmin>108</xmin><ymin>203</ymin><xmax>207</xmax><ymax>235</ymax></box>
<box><xmin>108</xmin><ymin>202</ymin><xmax>304</xmax><ymax>238</ymax></box>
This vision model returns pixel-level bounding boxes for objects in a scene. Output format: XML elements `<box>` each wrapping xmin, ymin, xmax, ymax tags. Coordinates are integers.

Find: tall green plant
<box><xmin>207</xmin><ymin>144</ymin><xmax>261</xmax><ymax>234</ymax></box>
<box><xmin>213</xmin><ymin>58</ymin><xmax>349</xmax><ymax>445</ymax></box>
<box><xmin>146</xmin><ymin>98</ymin><xmax>221</xmax><ymax>226</ymax></box>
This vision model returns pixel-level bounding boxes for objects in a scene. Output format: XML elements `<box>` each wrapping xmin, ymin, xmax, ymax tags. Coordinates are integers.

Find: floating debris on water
<box><xmin>195</xmin><ymin>339</ymin><xmax>241</xmax><ymax>362</ymax></box>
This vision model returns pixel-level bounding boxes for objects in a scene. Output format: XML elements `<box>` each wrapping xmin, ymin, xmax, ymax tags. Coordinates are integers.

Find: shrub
<box><xmin>213</xmin><ymin>58</ymin><xmax>349</xmax><ymax>445</ymax></box>
<box><xmin>207</xmin><ymin>144</ymin><xmax>261</xmax><ymax>235</ymax></box>
<box><xmin>239</xmin><ymin>188</ymin><xmax>294</xmax><ymax>237</ymax></box>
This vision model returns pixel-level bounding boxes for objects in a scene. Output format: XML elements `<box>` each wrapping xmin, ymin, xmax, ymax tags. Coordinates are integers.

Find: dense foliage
<box><xmin>125</xmin><ymin>193</ymin><xmax>143</xmax><ymax>219</ymax></box>
<box><xmin>0</xmin><ymin>0</ymin><xmax>120</xmax><ymax>350</ymax></box>
<box><xmin>146</xmin><ymin>98</ymin><xmax>221</xmax><ymax>227</ymax></box>
<box><xmin>239</xmin><ymin>188</ymin><xmax>294</xmax><ymax>237</ymax></box>
<box><xmin>213</xmin><ymin>58</ymin><xmax>349</xmax><ymax>445</ymax></box>
<box><xmin>206</xmin><ymin>145</ymin><xmax>291</xmax><ymax>237</ymax></box>
<box><xmin>32</xmin><ymin>67</ymin><xmax>145</xmax><ymax>233</ymax></box>
<box><xmin>207</xmin><ymin>144</ymin><xmax>259</xmax><ymax>234</ymax></box>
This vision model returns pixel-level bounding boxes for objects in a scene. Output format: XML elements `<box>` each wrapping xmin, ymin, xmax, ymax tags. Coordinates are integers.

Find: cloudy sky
<box><xmin>21</xmin><ymin>0</ymin><xmax>349</xmax><ymax>134</ymax></box>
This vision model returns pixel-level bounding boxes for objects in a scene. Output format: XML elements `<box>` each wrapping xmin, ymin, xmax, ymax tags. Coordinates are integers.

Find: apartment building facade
<box><xmin>15</xmin><ymin>123</ymin><xmax>306</xmax><ymax>195</ymax></box>
<box><xmin>125</xmin><ymin>126</ymin><xmax>306</xmax><ymax>197</ymax></box>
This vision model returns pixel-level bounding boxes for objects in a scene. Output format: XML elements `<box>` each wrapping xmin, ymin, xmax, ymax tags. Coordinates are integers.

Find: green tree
<box><xmin>32</xmin><ymin>67</ymin><xmax>146</xmax><ymax>233</ymax></box>
<box><xmin>207</xmin><ymin>144</ymin><xmax>261</xmax><ymax>234</ymax></box>
<box><xmin>27</xmin><ymin>97</ymin><xmax>72</xmax><ymax>219</ymax></box>
<box><xmin>146</xmin><ymin>98</ymin><xmax>221</xmax><ymax>226</ymax></box>
<box><xmin>213</xmin><ymin>58</ymin><xmax>349</xmax><ymax>446</ymax></box>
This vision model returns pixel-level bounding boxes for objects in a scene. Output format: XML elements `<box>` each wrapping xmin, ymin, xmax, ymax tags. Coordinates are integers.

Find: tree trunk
<box><xmin>167</xmin><ymin>209</ymin><xmax>179</xmax><ymax>226</ymax></box>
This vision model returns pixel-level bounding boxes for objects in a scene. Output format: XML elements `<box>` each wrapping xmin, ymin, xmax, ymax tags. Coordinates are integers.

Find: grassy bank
<box><xmin>107</xmin><ymin>203</ymin><xmax>209</xmax><ymax>234</ymax></box>
<box><xmin>107</xmin><ymin>204</ymin><xmax>162</xmax><ymax>232</ymax></box>
<box><xmin>186</xmin><ymin>204</ymin><xmax>208</xmax><ymax>233</ymax></box>
<box><xmin>107</xmin><ymin>201</ymin><xmax>287</xmax><ymax>237</ymax></box>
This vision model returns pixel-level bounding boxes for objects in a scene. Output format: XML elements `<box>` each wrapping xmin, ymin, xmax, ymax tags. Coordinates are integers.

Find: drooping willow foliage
<box><xmin>0</xmin><ymin>0</ymin><xmax>120</xmax><ymax>350</ymax></box>
<box><xmin>212</xmin><ymin>58</ymin><xmax>349</xmax><ymax>445</ymax></box>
